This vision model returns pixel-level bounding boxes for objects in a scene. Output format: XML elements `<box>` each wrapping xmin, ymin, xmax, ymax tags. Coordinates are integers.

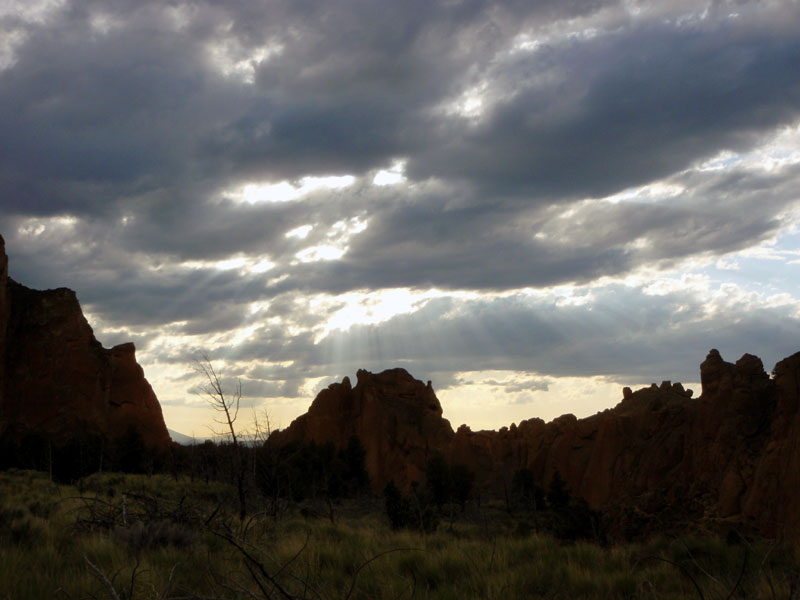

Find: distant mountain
<box><xmin>272</xmin><ymin>353</ymin><xmax>800</xmax><ymax>540</ymax></box>
<box><xmin>0</xmin><ymin>234</ymin><xmax>171</xmax><ymax>451</ymax></box>
<box><xmin>168</xmin><ymin>429</ymin><xmax>205</xmax><ymax>445</ymax></box>
<box><xmin>167</xmin><ymin>428</ymin><xmax>265</xmax><ymax>446</ymax></box>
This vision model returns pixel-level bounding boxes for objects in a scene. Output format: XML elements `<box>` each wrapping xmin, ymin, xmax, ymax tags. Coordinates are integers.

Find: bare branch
<box><xmin>344</xmin><ymin>548</ymin><xmax>418</xmax><ymax>600</ymax></box>
<box><xmin>193</xmin><ymin>352</ymin><xmax>241</xmax><ymax>445</ymax></box>
<box><xmin>84</xmin><ymin>556</ymin><xmax>122</xmax><ymax>600</ymax></box>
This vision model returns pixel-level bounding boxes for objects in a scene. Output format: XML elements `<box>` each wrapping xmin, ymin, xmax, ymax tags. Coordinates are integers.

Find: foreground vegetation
<box><xmin>1</xmin><ymin>469</ymin><xmax>797</xmax><ymax>599</ymax></box>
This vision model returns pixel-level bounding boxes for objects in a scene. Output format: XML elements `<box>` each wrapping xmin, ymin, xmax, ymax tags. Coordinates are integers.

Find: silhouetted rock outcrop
<box><xmin>275</xmin><ymin>349</ymin><xmax>800</xmax><ymax>539</ymax></box>
<box><xmin>0</xmin><ymin>235</ymin><xmax>170</xmax><ymax>451</ymax></box>
<box><xmin>270</xmin><ymin>368</ymin><xmax>454</xmax><ymax>491</ymax></box>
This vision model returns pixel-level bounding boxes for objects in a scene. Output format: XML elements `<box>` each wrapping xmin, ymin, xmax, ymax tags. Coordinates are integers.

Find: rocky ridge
<box><xmin>0</xmin><ymin>235</ymin><xmax>170</xmax><ymax>450</ymax></box>
<box><xmin>275</xmin><ymin>350</ymin><xmax>800</xmax><ymax>538</ymax></box>
<box><xmin>270</xmin><ymin>368</ymin><xmax>455</xmax><ymax>490</ymax></box>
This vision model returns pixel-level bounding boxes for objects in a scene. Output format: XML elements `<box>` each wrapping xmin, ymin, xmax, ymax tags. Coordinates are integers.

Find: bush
<box><xmin>450</xmin><ymin>463</ymin><xmax>474</xmax><ymax>510</ymax></box>
<box><xmin>113</xmin><ymin>519</ymin><xmax>197</xmax><ymax>552</ymax></box>
<box><xmin>547</xmin><ymin>470</ymin><xmax>570</xmax><ymax>510</ymax></box>
<box><xmin>512</xmin><ymin>467</ymin><xmax>546</xmax><ymax>510</ymax></box>
<box><xmin>384</xmin><ymin>481</ymin><xmax>414</xmax><ymax>529</ymax></box>
<box><xmin>256</xmin><ymin>436</ymin><xmax>370</xmax><ymax>503</ymax></box>
<box><xmin>425</xmin><ymin>452</ymin><xmax>475</xmax><ymax>511</ymax></box>
<box><xmin>426</xmin><ymin>452</ymin><xmax>451</xmax><ymax>507</ymax></box>
<box><xmin>384</xmin><ymin>481</ymin><xmax>439</xmax><ymax>532</ymax></box>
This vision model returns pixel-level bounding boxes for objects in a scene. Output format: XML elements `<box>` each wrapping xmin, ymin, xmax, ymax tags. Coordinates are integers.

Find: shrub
<box><xmin>450</xmin><ymin>463</ymin><xmax>475</xmax><ymax>510</ymax></box>
<box><xmin>384</xmin><ymin>481</ymin><xmax>439</xmax><ymax>532</ymax></box>
<box><xmin>113</xmin><ymin>519</ymin><xmax>197</xmax><ymax>552</ymax></box>
<box><xmin>426</xmin><ymin>452</ymin><xmax>451</xmax><ymax>507</ymax></box>
<box><xmin>512</xmin><ymin>467</ymin><xmax>545</xmax><ymax>510</ymax></box>
<box><xmin>384</xmin><ymin>481</ymin><xmax>414</xmax><ymax>530</ymax></box>
<box><xmin>547</xmin><ymin>470</ymin><xmax>570</xmax><ymax>510</ymax></box>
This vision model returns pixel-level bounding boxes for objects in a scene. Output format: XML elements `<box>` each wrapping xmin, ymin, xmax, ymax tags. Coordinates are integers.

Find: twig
<box><xmin>84</xmin><ymin>556</ymin><xmax>122</xmax><ymax>600</ymax></box>
<box><xmin>722</xmin><ymin>545</ymin><xmax>748</xmax><ymax>600</ymax></box>
<box><xmin>344</xmin><ymin>548</ymin><xmax>417</xmax><ymax>600</ymax></box>
<box><xmin>127</xmin><ymin>556</ymin><xmax>140</xmax><ymax>600</ymax></box>
<box><xmin>210</xmin><ymin>529</ymin><xmax>297</xmax><ymax>600</ymax></box>
<box><xmin>157</xmin><ymin>563</ymin><xmax>180</xmax><ymax>600</ymax></box>
<box><xmin>637</xmin><ymin>555</ymin><xmax>705</xmax><ymax>600</ymax></box>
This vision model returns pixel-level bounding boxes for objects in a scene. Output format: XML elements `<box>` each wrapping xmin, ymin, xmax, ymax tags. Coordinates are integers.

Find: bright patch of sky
<box><xmin>292</xmin><ymin>217</ymin><xmax>367</xmax><ymax>264</ymax></box>
<box><xmin>698</xmin><ymin>125</ymin><xmax>800</xmax><ymax>173</ymax></box>
<box><xmin>285</xmin><ymin>225</ymin><xmax>313</xmax><ymax>240</ymax></box>
<box><xmin>227</xmin><ymin>175</ymin><xmax>355</xmax><ymax>205</ymax></box>
<box><xmin>206</xmin><ymin>39</ymin><xmax>284</xmax><ymax>84</ymax></box>
<box><xmin>373</xmin><ymin>161</ymin><xmax>407</xmax><ymax>186</ymax></box>
<box><xmin>602</xmin><ymin>182</ymin><xmax>685</xmax><ymax>204</ymax></box>
<box><xmin>438</xmin><ymin>373</ymin><xmax>700</xmax><ymax>431</ymax></box>
<box><xmin>313</xmin><ymin>289</ymin><xmax>445</xmax><ymax>338</ymax></box>
<box><xmin>178</xmin><ymin>256</ymin><xmax>275</xmax><ymax>274</ymax></box>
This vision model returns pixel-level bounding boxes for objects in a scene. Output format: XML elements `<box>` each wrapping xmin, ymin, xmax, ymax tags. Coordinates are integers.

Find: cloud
<box><xmin>410</xmin><ymin>15</ymin><xmax>800</xmax><ymax>194</ymax></box>
<box><xmin>2</xmin><ymin>0</ymin><xmax>800</xmax><ymax>430</ymax></box>
<box><xmin>177</xmin><ymin>276</ymin><xmax>800</xmax><ymax>401</ymax></box>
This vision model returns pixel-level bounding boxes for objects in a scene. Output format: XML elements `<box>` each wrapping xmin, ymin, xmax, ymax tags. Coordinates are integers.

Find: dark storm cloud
<box><xmin>270</xmin><ymin>162</ymin><xmax>800</xmax><ymax>294</ymax></box>
<box><xmin>0</xmin><ymin>7</ymin><xmax>243</xmax><ymax>216</ymax></box>
<box><xmin>0</xmin><ymin>0</ymin><xmax>620</xmax><ymax>219</ymax></box>
<box><xmin>409</xmin><ymin>15</ymin><xmax>800</xmax><ymax>197</ymax></box>
<box><xmin>4</xmin><ymin>158</ymin><xmax>797</xmax><ymax>343</ymax></box>
<box><xmin>2</xmin><ymin>0</ymin><xmax>800</xmax><ymax>403</ymax></box>
<box><xmin>4</xmin><ymin>0</ymin><xmax>798</xmax><ymax>224</ymax></box>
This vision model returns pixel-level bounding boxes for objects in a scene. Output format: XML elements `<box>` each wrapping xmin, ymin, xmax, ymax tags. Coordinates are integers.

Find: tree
<box><xmin>512</xmin><ymin>467</ymin><xmax>545</xmax><ymax>510</ymax></box>
<box><xmin>426</xmin><ymin>451</ymin><xmax>451</xmax><ymax>507</ymax></box>
<box><xmin>194</xmin><ymin>352</ymin><xmax>247</xmax><ymax>520</ymax></box>
<box><xmin>340</xmin><ymin>435</ymin><xmax>369</xmax><ymax>494</ymax></box>
<box><xmin>449</xmin><ymin>463</ymin><xmax>474</xmax><ymax>510</ymax></box>
<box><xmin>547</xmin><ymin>470</ymin><xmax>570</xmax><ymax>510</ymax></box>
<box><xmin>384</xmin><ymin>480</ymin><xmax>413</xmax><ymax>529</ymax></box>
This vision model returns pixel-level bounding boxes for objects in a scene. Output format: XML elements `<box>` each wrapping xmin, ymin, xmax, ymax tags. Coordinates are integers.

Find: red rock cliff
<box><xmin>274</xmin><ymin>349</ymin><xmax>800</xmax><ymax>538</ymax></box>
<box><xmin>270</xmin><ymin>368</ymin><xmax>454</xmax><ymax>491</ymax></box>
<box><xmin>448</xmin><ymin>349</ymin><xmax>787</xmax><ymax>536</ymax></box>
<box><xmin>0</xmin><ymin>235</ymin><xmax>170</xmax><ymax>450</ymax></box>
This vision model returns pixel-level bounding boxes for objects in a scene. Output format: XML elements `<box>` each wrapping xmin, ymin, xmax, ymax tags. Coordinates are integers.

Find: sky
<box><xmin>2</xmin><ymin>0</ymin><xmax>800</xmax><ymax>437</ymax></box>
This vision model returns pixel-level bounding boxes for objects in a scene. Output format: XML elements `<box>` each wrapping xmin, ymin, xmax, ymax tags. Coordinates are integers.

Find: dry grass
<box><xmin>0</xmin><ymin>469</ymin><xmax>797</xmax><ymax>599</ymax></box>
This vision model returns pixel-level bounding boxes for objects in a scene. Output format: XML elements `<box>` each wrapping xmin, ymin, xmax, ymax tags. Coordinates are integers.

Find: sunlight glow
<box><xmin>215</xmin><ymin>257</ymin><xmax>247</xmax><ymax>270</ymax></box>
<box><xmin>178</xmin><ymin>255</ymin><xmax>274</xmax><ymax>274</ymax></box>
<box><xmin>315</xmin><ymin>289</ymin><xmax>440</xmax><ymax>337</ymax></box>
<box><xmin>285</xmin><ymin>225</ymin><xmax>313</xmax><ymax>239</ymax></box>
<box><xmin>373</xmin><ymin>160</ymin><xmax>407</xmax><ymax>186</ymax></box>
<box><xmin>602</xmin><ymin>181</ymin><xmax>684</xmax><ymax>204</ymax></box>
<box><xmin>295</xmin><ymin>245</ymin><xmax>346</xmax><ymax>263</ymax></box>
<box><xmin>445</xmin><ymin>83</ymin><xmax>488</xmax><ymax>120</ymax></box>
<box><xmin>228</xmin><ymin>175</ymin><xmax>355</xmax><ymax>205</ymax></box>
<box><xmin>250</xmin><ymin>259</ymin><xmax>276</xmax><ymax>273</ymax></box>
<box><xmin>293</xmin><ymin>217</ymin><xmax>368</xmax><ymax>264</ymax></box>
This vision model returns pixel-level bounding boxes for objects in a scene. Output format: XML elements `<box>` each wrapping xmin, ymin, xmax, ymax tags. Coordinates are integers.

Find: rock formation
<box><xmin>0</xmin><ymin>234</ymin><xmax>170</xmax><ymax>451</ymax></box>
<box><xmin>270</xmin><ymin>368</ymin><xmax>454</xmax><ymax>491</ymax></box>
<box><xmin>275</xmin><ymin>349</ymin><xmax>800</xmax><ymax>539</ymax></box>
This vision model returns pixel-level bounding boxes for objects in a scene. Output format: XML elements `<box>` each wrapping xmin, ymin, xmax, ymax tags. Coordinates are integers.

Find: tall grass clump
<box><xmin>0</xmin><ymin>469</ymin><xmax>798</xmax><ymax>599</ymax></box>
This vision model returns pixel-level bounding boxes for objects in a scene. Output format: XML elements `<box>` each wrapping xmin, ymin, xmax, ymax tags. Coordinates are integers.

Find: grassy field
<box><xmin>0</xmin><ymin>469</ymin><xmax>797</xmax><ymax>599</ymax></box>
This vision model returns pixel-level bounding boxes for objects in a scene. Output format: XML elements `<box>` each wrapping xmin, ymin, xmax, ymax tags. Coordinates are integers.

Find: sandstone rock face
<box><xmin>275</xmin><ymin>348</ymin><xmax>800</xmax><ymax>538</ymax></box>
<box><xmin>0</xmin><ymin>235</ymin><xmax>170</xmax><ymax>451</ymax></box>
<box><xmin>270</xmin><ymin>368</ymin><xmax>454</xmax><ymax>492</ymax></box>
